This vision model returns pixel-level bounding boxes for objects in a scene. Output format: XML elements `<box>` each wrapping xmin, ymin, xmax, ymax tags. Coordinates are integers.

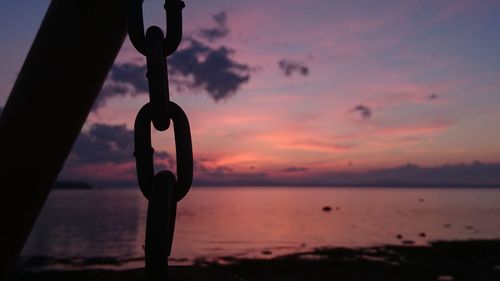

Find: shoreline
<box><xmin>12</xmin><ymin>239</ymin><xmax>500</xmax><ymax>281</ymax></box>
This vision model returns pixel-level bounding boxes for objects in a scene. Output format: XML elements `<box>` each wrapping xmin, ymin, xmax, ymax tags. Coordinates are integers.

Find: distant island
<box><xmin>53</xmin><ymin>181</ymin><xmax>93</xmax><ymax>190</ymax></box>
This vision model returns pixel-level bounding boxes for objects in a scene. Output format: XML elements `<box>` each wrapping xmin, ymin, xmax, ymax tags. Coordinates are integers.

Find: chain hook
<box><xmin>127</xmin><ymin>0</ymin><xmax>185</xmax><ymax>57</ymax></box>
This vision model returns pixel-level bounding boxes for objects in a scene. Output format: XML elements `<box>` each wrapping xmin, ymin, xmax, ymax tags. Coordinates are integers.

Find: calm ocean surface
<box><xmin>20</xmin><ymin>187</ymin><xmax>500</xmax><ymax>269</ymax></box>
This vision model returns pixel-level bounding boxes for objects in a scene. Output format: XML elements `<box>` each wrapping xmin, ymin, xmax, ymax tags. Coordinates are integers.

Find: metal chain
<box><xmin>128</xmin><ymin>1</ymin><xmax>192</xmax><ymax>280</ymax></box>
<box><xmin>135</xmin><ymin>102</ymin><xmax>193</xmax><ymax>280</ymax></box>
<box><xmin>128</xmin><ymin>0</ymin><xmax>185</xmax><ymax>131</ymax></box>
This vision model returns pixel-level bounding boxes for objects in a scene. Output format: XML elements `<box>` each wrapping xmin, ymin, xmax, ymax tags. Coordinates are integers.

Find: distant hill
<box><xmin>53</xmin><ymin>181</ymin><xmax>93</xmax><ymax>190</ymax></box>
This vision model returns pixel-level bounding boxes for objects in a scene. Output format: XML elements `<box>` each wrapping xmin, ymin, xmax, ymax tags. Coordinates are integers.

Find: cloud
<box><xmin>194</xmin><ymin>170</ymin><xmax>272</xmax><ymax>186</ymax></box>
<box><xmin>110</xmin><ymin>63</ymin><xmax>148</xmax><ymax>92</ymax></box>
<box><xmin>312</xmin><ymin>161</ymin><xmax>500</xmax><ymax>186</ymax></box>
<box><xmin>64</xmin><ymin>124</ymin><xmax>249</xmax><ymax>184</ymax></box>
<box><xmin>68</xmin><ymin>123</ymin><xmax>171</xmax><ymax>166</ymax></box>
<box><xmin>68</xmin><ymin>123</ymin><xmax>135</xmax><ymax>165</ymax></box>
<box><xmin>278</xmin><ymin>59</ymin><xmax>309</xmax><ymax>77</ymax></box>
<box><xmin>350</xmin><ymin>104</ymin><xmax>372</xmax><ymax>119</ymax></box>
<box><xmin>194</xmin><ymin>158</ymin><xmax>233</xmax><ymax>175</ymax></box>
<box><xmin>199</xmin><ymin>11</ymin><xmax>229</xmax><ymax>42</ymax></box>
<box><xmin>169</xmin><ymin>38</ymin><xmax>251</xmax><ymax>101</ymax></box>
<box><xmin>193</xmin><ymin>161</ymin><xmax>500</xmax><ymax>186</ymax></box>
<box><xmin>279</xmin><ymin>140</ymin><xmax>354</xmax><ymax>153</ymax></box>
<box><xmin>94</xmin><ymin>63</ymin><xmax>147</xmax><ymax>110</ymax></box>
<box><xmin>283</xmin><ymin>166</ymin><xmax>309</xmax><ymax>173</ymax></box>
<box><xmin>93</xmin><ymin>11</ymin><xmax>251</xmax><ymax>108</ymax></box>
<box><xmin>0</xmin><ymin>106</ymin><xmax>3</xmax><ymax>115</ymax></box>
<box><xmin>427</xmin><ymin>93</ymin><xmax>439</xmax><ymax>100</ymax></box>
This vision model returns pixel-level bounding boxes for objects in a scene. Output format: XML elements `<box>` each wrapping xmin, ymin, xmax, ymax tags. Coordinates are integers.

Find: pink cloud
<box><xmin>375</xmin><ymin>119</ymin><xmax>452</xmax><ymax>137</ymax></box>
<box><xmin>62</xmin><ymin>162</ymin><xmax>136</xmax><ymax>182</ymax></box>
<box><xmin>278</xmin><ymin>140</ymin><xmax>353</xmax><ymax>154</ymax></box>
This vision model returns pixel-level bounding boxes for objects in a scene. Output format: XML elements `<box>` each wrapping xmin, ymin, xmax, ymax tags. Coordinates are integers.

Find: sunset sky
<box><xmin>1</xmin><ymin>1</ymin><xmax>500</xmax><ymax>186</ymax></box>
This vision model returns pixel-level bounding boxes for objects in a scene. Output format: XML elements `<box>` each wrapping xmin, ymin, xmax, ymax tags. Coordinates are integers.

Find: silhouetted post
<box><xmin>0</xmin><ymin>1</ymin><xmax>127</xmax><ymax>279</ymax></box>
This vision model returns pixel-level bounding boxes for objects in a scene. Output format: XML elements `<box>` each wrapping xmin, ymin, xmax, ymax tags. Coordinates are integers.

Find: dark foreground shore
<box><xmin>12</xmin><ymin>239</ymin><xmax>500</xmax><ymax>281</ymax></box>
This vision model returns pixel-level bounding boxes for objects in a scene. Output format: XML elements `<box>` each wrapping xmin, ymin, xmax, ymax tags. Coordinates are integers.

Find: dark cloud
<box><xmin>95</xmin><ymin>84</ymin><xmax>132</xmax><ymax>110</ymax></box>
<box><xmin>200</xmin><ymin>11</ymin><xmax>229</xmax><ymax>42</ymax></box>
<box><xmin>110</xmin><ymin>63</ymin><xmax>148</xmax><ymax>92</ymax></box>
<box><xmin>0</xmin><ymin>106</ymin><xmax>3</xmax><ymax>115</ymax></box>
<box><xmin>278</xmin><ymin>59</ymin><xmax>309</xmax><ymax>77</ymax></box>
<box><xmin>350</xmin><ymin>104</ymin><xmax>372</xmax><ymax>119</ymax></box>
<box><xmin>69</xmin><ymin>123</ymin><xmax>171</xmax><ymax>166</ymax></box>
<box><xmin>283</xmin><ymin>166</ymin><xmax>309</xmax><ymax>173</ymax></box>
<box><xmin>428</xmin><ymin>93</ymin><xmax>439</xmax><ymax>100</ymax></box>
<box><xmin>69</xmin><ymin>123</ymin><xmax>135</xmax><ymax>165</ymax></box>
<box><xmin>312</xmin><ymin>161</ymin><xmax>500</xmax><ymax>187</ymax></box>
<box><xmin>169</xmin><ymin>38</ymin><xmax>251</xmax><ymax>101</ymax></box>
<box><xmin>94</xmin><ymin>11</ymin><xmax>251</xmax><ymax>107</ymax></box>
<box><xmin>94</xmin><ymin>64</ymin><xmax>147</xmax><ymax>110</ymax></box>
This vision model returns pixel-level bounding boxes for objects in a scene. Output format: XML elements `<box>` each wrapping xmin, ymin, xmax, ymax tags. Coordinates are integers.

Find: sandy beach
<box><xmin>12</xmin><ymin>239</ymin><xmax>500</xmax><ymax>281</ymax></box>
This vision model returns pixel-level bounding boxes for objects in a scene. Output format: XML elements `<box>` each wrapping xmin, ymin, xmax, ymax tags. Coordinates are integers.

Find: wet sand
<box><xmin>12</xmin><ymin>239</ymin><xmax>500</xmax><ymax>281</ymax></box>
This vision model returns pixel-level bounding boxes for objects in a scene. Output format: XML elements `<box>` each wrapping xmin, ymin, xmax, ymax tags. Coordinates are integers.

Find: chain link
<box><xmin>128</xmin><ymin>1</ymin><xmax>191</xmax><ymax>280</ymax></box>
<box><xmin>128</xmin><ymin>0</ymin><xmax>185</xmax><ymax>131</ymax></box>
<box><xmin>134</xmin><ymin>101</ymin><xmax>193</xmax><ymax>200</ymax></box>
<box><xmin>145</xmin><ymin>27</ymin><xmax>171</xmax><ymax>131</ymax></box>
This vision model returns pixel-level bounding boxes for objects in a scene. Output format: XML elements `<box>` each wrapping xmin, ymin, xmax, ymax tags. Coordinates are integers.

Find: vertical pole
<box><xmin>0</xmin><ymin>1</ymin><xmax>127</xmax><ymax>279</ymax></box>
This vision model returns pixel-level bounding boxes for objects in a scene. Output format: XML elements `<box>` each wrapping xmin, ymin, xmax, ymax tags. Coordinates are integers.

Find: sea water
<box><xmin>20</xmin><ymin>187</ymin><xmax>500</xmax><ymax>269</ymax></box>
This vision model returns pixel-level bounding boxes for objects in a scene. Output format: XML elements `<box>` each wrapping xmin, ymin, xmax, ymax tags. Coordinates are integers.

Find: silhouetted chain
<box><xmin>128</xmin><ymin>0</ymin><xmax>185</xmax><ymax>131</ymax></box>
<box><xmin>128</xmin><ymin>1</ymin><xmax>192</xmax><ymax>280</ymax></box>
